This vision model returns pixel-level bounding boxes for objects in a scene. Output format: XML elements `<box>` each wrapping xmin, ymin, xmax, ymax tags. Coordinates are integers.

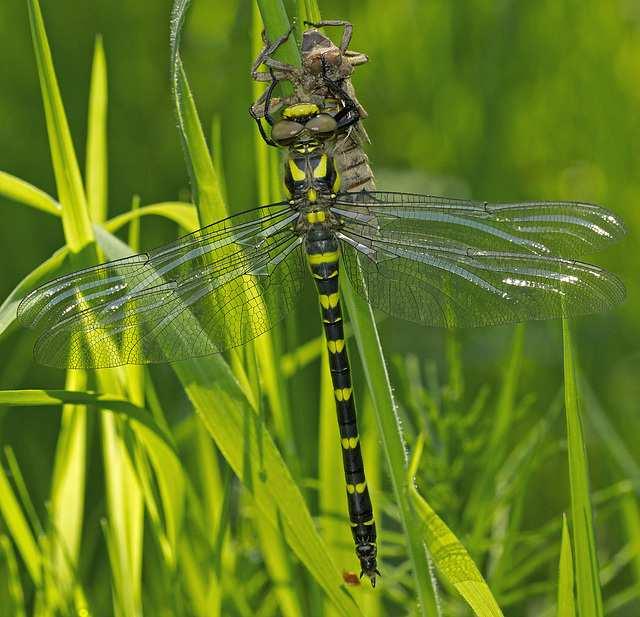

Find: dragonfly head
<box><xmin>272</xmin><ymin>103</ymin><xmax>338</xmax><ymax>148</ymax></box>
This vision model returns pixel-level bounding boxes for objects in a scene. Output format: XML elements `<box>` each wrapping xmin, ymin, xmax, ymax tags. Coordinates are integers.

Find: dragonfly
<box><xmin>19</xmin><ymin>74</ymin><xmax>625</xmax><ymax>589</ymax></box>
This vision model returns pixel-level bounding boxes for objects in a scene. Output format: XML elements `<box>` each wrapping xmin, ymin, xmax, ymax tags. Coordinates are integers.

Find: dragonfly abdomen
<box><xmin>305</xmin><ymin>228</ymin><xmax>380</xmax><ymax>585</ymax></box>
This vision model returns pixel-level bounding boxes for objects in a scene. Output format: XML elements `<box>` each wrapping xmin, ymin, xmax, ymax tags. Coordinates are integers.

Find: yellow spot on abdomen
<box><xmin>335</xmin><ymin>387</ymin><xmax>352</xmax><ymax>402</ymax></box>
<box><xmin>341</xmin><ymin>436</ymin><xmax>359</xmax><ymax>449</ymax></box>
<box><xmin>319</xmin><ymin>293</ymin><xmax>339</xmax><ymax>309</ymax></box>
<box><xmin>327</xmin><ymin>339</ymin><xmax>345</xmax><ymax>354</ymax></box>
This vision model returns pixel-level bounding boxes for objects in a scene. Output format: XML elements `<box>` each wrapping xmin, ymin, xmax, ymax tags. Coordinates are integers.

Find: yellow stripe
<box><xmin>335</xmin><ymin>387</ymin><xmax>352</xmax><ymax>402</ymax></box>
<box><xmin>323</xmin><ymin>316</ymin><xmax>342</xmax><ymax>323</ymax></box>
<box><xmin>319</xmin><ymin>293</ymin><xmax>339</xmax><ymax>309</ymax></box>
<box><xmin>307</xmin><ymin>250</ymin><xmax>339</xmax><ymax>265</ymax></box>
<box><xmin>288</xmin><ymin>159</ymin><xmax>306</xmax><ymax>181</ymax></box>
<box><xmin>313</xmin><ymin>155</ymin><xmax>328</xmax><ymax>178</ymax></box>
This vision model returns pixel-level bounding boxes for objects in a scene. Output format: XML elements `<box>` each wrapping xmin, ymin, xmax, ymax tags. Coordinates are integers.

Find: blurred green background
<box><xmin>1</xmin><ymin>0</ymin><xmax>639</xmax><ymax>615</ymax></box>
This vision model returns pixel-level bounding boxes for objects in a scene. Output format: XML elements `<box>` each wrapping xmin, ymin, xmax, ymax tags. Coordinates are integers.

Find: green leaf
<box><xmin>27</xmin><ymin>0</ymin><xmax>93</xmax><ymax>251</ymax></box>
<box><xmin>562</xmin><ymin>318</ymin><xmax>604</xmax><ymax>617</ymax></box>
<box><xmin>0</xmin><ymin>171</ymin><xmax>60</xmax><ymax>216</ymax></box>
<box><xmin>558</xmin><ymin>514</ymin><xmax>576</xmax><ymax>617</ymax></box>
<box><xmin>85</xmin><ymin>35</ymin><xmax>108</xmax><ymax>223</ymax></box>
<box><xmin>408</xmin><ymin>433</ymin><xmax>505</xmax><ymax>617</ymax></box>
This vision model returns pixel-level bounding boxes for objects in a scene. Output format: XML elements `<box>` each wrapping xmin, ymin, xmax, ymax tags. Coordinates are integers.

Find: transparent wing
<box><xmin>333</xmin><ymin>191</ymin><xmax>625</xmax><ymax>257</ymax></box>
<box><xmin>19</xmin><ymin>204</ymin><xmax>305</xmax><ymax>368</ymax></box>
<box><xmin>336</xmin><ymin>193</ymin><xmax>625</xmax><ymax>328</ymax></box>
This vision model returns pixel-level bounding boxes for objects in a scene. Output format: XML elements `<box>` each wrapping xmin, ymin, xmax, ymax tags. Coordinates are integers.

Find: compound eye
<box><xmin>271</xmin><ymin>120</ymin><xmax>304</xmax><ymax>145</ymax></box>
<box><xmin>305</xmin><ymin>113</ymin><xmax>338</xmax><ymax>135</ymax></box>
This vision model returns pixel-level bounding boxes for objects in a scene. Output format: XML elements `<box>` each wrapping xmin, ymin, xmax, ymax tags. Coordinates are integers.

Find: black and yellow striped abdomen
<box><xmin>305</xmin><ymin>224</ymin><xmax>379</xmax><ymax>584</ymax></box>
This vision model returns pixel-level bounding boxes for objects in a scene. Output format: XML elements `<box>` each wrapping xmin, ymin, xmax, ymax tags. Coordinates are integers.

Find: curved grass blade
<box><xmin>562</xmin><ymin>318</ymin><xmax>604</xmax><ymax>617</ymax></box>
<box><xmin>104</xmin><ymin>202</ymin><xmax>198</xmax><ymax>234</ymax></box>
<box><xmin>0</xmin><ymin>172</ymin><xmax>60</xmax><ymax>216</ymax></box>
<box><xmin>0</xmin><ymin>246</ymin><xmax>69</xmax><ymax>339</ymax></box>
<box><xmin>0</xmin><ymin>389</ymin><xmax>177</xmax><ymax>453</ymax></box>
<box><xmin>408</xmin><ymin>433</ymin><xmax>505</xmax><ymax>617</ymax></box>
<box><xmin>558</xmin><ymin>514</ymin><xmax>576</xmax><ymax>617</ymax></box>
<box><xmin>85</xmin><ymin>35</ymin><xmax>108</xmax><ymax>223</ymax></box>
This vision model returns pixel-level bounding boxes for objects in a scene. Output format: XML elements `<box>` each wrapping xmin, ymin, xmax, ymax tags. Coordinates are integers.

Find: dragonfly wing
<box><xmin>333</xmin><ymin>191</ymin><xmax>625</xmax><ymax>257</ymax></box>
<box><xmin>338</xmin><ymin>219</ymin><xmax>625</xmax><ymax>328</ymax></box>
<box><xmin>19</xmin><ymin>205</ymin><xmax>304</xmax><ymax>367</ymax></box>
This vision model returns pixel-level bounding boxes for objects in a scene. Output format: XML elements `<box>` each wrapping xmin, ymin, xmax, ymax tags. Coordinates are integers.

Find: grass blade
<box><xmin>0</xmin><ymin>171</ymin><xmax>60</xmax><ymax>216</ymax></box>
<box><xmin>0</xmin><ymin>457</ymin><xmax>41</xmax><ymax>585</ymax></box>
<box><xmin>27</xmin><ymin>0</ymin><xmax>94</xmax><ymax>251</ymax></box>
<box><xmin>409</xmin><ymin>433</ymin><xmax>504</xmax><ymax>617</ymax></box>
<box><xmin>0</xmin><ymin>246</ymin><xmax>69</xmax><ymax>339</ymax></box>
<box><xmin>85</xmin><ymin>35</ymin><xmax>108</xmax><ymax>223</ymax></box>
<box><xmin>0</xmin><ymin>389</ymin><xmax>176</xmax><ymax>452</ymax></box>
<box><xmin>562</xmin><ymin>318</ymin><xmax>604</xmax><ymax>617</ymax></box>
<box><xmin>104</xmin><ymin>202</ymin><xmax>198</xmax><ymax>235</ymax></box>
<box><xmin>558</xmin><ymin>514</ymin><xmax>576</xmax><ymax>617</ymax></box>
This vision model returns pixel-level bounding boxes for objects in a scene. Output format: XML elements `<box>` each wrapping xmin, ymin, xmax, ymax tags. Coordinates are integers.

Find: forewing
<box><xmin>19</xmin><ymin>205</ymin><xmax>304</xmax><ymax>367</ymax></box>
<box><xmin>333</xmin><ymin>191</ymin><xmax>625</xmax><ymax>257</ymax></box>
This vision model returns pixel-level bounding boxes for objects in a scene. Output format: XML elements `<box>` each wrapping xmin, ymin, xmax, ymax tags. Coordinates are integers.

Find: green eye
<box><xmin>271</xmin><ymin>120</ymin><xmax>304</xmax><ymax>145</ymax></box>
<box><xmin>305</xmin><ymin>113</ymin><xmax>338</xmax><ymax>135</ymax></box>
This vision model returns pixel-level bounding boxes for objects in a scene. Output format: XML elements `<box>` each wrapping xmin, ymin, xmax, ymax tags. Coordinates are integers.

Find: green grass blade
<box><xmin>27</xmin><ymin>0</ymin><xmax>93</xmax><ymax>251</ymax></box>
<box><xmin>562</xmin><ymin>318</ymin><xmax>604</xmax><ymax>617</ymax></box>
<box><xmin>0</xmin><ymin>246</ymin><xmax>69</xmax><ymax>338</ymax></box>
<box><xmin>170</xmin><ymin>0</ymin><xmax>227</xmax><ymax>226</ymax></box>
<box><xmin>408</xmin><ymin>433</ymin><xmax>504</xmax><ymax>617</ymax></box>
<box><xmin>49</xmin><ymin>371</ymin><xmax>88</xmax><ymax>596</ymax></box>
<box><xmin>0</xmin><ymin>535</ymin><xmax>27</xmax><ymax>617</ymax></box>
<box><xmin>341</xmin><ymin>275</ymin><xmax>439</xmax><ymax>616</ymax></box>
<box><xmin>104</xmin><ymin>202</ymin><xmax>198</xmax><ymax>234</ymax></box>
<box><xmin>0</xmin><ymin>457</ymin><xmax>41</xmax><ymax>585</ymax></box>
<box><xmin>255</xmin><ymin>0</ymin><xmax>300</xmax><ymax>69</ymax></box>
<box><xmin>0</xmin><ymin>171</ymin><xmax>60</xmax><ymax>216</ymax></box>
<box><xmin>85</xmin><ymin>35</ymin><xmax>108</xmax><ymax>223</ymax></box>
<box><xmin>0</xmin><ymin>389</ymin><xmax>177</xmax><ymax>452</ymax></box>
<box><xmin>558</xmin><ymin>514</ymin><xmax>576</xmax><ymax>617</ymax></box>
